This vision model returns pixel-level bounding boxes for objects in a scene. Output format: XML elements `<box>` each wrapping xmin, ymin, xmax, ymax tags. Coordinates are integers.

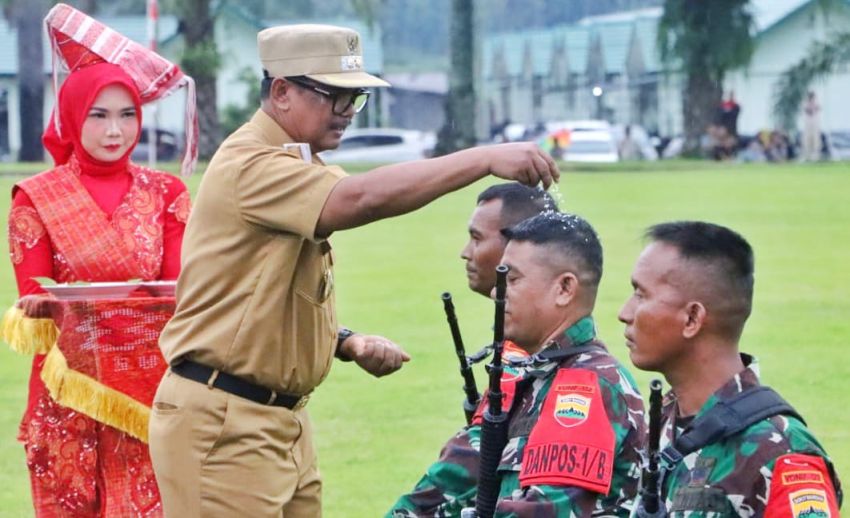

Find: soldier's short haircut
<box><xmin>647</xmin><ymin>221</ymin><xmax>753</xmax><ymax>296</ymax></box>
<box><xmin>647</xmin><ymin>221</ymin><xmax>754</xmax><ymax>329</ymax></box>
<box><xmin>503</xmin><ymin>212</ymin><xmax>603</xmax><ymax>288</ymax></box>
<box><xmin>477</xmin><ymin>183</ymin><xmax>558</xmax><ymax>230</ymax></box>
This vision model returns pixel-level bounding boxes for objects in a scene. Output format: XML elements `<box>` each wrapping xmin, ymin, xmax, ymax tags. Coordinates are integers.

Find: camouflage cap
<box><xmin>258</xmin><ymin>24</ymin><xmax>390</xmax><ymax>89</ymax></box>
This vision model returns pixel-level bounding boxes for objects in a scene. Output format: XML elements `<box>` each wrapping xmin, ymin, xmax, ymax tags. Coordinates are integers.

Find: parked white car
<box><xmin>319</xmin><ymin>128</ymin><xmax>436</xmax><ymax>163</ymax></box>
<box><xmin>543</xmin><ymin>120</ymin><xmax>658</xmax><ymax>161</ymax></box>
<box><xmin>561</xmin><ymin>130</ymin><xmax>619</xmax><ymax>163</ymax></box>
<box><xmin>546</xmin><ymin>119</ymin><xmax>611</xmax><ymax>134</ymax></box>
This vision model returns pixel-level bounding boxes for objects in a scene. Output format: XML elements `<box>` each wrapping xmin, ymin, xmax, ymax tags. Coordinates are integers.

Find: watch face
<box><xmin>335</xmin><ymin>329</ymin><xmax>356</xmax><ymax>361</ymax></box>
<box><xmin>338</xmin><ymin>328</ymin><xmax>354</xmax><ymax>343</ymax></box>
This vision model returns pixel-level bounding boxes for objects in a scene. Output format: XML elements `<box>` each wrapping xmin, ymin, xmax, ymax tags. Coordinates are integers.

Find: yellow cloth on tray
<box><xmin>1</xmin><ymin>305</ymin><xmax>58</xmax><ymax>355</ymax></box>
<box><xmin>40</xmin><ymin>346</ymin><xmax>152</xmax><ymax>442</ymax></box>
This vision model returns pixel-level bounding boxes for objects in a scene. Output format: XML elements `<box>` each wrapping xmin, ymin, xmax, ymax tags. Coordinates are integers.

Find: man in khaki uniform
<box><xmin>148</xmin><ymin>24</ymin><xmax>559</xmax><ymax>517</ymax></box>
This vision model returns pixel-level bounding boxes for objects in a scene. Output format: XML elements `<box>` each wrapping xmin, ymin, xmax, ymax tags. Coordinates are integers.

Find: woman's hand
<box><xmin>16</xmin><ymin>294</ymin><xmax>60</xmax><ymax>320</ymax></box>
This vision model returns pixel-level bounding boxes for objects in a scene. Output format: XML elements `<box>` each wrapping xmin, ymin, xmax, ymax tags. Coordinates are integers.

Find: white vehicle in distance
<box><xmin>319</xmin><ymin>128</ymin><xmax>436</xmax><ymax>163</ymax></box>
<box><xmin>561</xmin><ymin>130</ymin><xmax>619</xmax><ymax>163</ymax></box>
<box><xmin>546</xmin><ymin>120</ymin><xmax>657</xmax><ymax>160</ymax></box>
<box><xmin>545</xmin><ymin>119</ymin><xmax>611</xmax><ymax>134</ymax></box>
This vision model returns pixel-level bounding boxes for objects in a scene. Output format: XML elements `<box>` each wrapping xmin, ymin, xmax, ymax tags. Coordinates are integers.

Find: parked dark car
<box><xmin>131</xmin><ymin>128</ymin><xmax>179</xmax><ymax>162</ymax></box>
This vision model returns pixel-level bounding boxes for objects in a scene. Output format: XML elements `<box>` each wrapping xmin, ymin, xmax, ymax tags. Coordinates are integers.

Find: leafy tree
<box><xmin>170</xmin><ymin>0</ymin><xmax>221</xmax><ymax>159</ymax></box>
<box><xmin>220</xmin><ymin>68</ymin><xmax>261</xmax><ymax>137</ymax></box>
<box><xmin>434</xmin><ymin>0</ymin><xmax>476</xmax><ymax>155</ymax></box>
<box><xmin>3</xmin><ymin>0</ymin><xmax>51</xmax><ymax>161</ymax></box>
<box><xmin>772</xmin><ymin>0</ymin><xmax>850</xmax><ymax>131</ymax></box>
<box><xmin>657</xmin><ymin>0</ymin><xmax>755</xmax><ymax>154</ymax></box>
<box><xmin>773</xmin><ymin>31</ymin><xmax>850</xmax><ymax>131</ymax></box>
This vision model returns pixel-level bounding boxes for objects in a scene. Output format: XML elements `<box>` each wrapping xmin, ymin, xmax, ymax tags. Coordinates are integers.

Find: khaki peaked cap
<box><xmin>258</xmin><ymin>24</ymin><xmax>390</xmax><ymax>89</ymax></box>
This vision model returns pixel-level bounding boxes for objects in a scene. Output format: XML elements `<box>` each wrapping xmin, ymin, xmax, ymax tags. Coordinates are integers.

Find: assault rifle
<box><xmin>472</xmin><ymin>265</ymin><xmax>510</xmax><ymax>518</ymax></box>
<box><xmin>635</xmin><ymin>379</ymin><xmax>667</xmax><ymax>517</ymax></box>
<box><xmin>441</xmin><ymin>292</ymin><xmax>481</xmax><ymax>425</ymax></box>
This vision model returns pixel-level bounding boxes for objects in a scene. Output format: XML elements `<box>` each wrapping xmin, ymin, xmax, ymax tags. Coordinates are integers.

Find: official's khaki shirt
<box><xmin>159</xmin><ymin>110</ymin><xmax>346</xmax><ymax>394</ymax></box>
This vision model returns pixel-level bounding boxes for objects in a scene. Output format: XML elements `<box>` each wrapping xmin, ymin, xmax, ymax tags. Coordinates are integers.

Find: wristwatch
<box><xmin>335</xmin><ymin>327</ymin><xmax>356</xmax><ymax>361</ymax></box>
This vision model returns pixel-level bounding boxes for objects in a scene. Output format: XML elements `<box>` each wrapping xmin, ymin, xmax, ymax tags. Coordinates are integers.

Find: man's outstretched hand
<box><xmin>339</xmin><ymin>334</ymin><xmax>411</xmax><ymax>377</ymax></box>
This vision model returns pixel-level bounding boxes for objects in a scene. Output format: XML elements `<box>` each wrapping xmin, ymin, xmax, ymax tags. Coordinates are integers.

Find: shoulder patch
<box><xmin>790</xmin><ymin>488</ymin><xmax>831</xmax><ymax>517</ymax></box>
<box><xmin>765</xmin><ymin>453</ymin><xmax>839</xmax><ymax>518</ymax></box>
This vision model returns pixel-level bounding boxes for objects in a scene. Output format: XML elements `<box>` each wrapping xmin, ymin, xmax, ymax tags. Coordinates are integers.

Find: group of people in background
<box><xmin>2</xmin><ymin>7</ymin><xmax>844</xmax><ymax>518</ymax></box>
<box><xmin>710</xmin><ymin>90</ymin><xmax>829</xmax><ymax>163</ymax></box>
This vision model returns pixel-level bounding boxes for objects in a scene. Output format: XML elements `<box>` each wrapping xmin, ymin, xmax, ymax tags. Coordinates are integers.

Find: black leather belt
<box><xmin>171</xmin><ymin>359</ymin><xmax>308</xmax><ymax>410</ymax></box>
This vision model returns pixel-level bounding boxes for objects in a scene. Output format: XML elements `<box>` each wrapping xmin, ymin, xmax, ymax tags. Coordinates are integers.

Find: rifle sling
<box><xmin>660</xmin><ymin>386</ymin><xmax>803</xmax><ymax>467</ymax></box>
<box><xmin>507</xmin><ymin>343</ymin><xmax>606</xmax><ymax>367</ymax></box>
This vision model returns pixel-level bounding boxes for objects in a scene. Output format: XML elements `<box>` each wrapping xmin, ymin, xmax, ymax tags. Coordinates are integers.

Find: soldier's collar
<box><xmin>553</xmin><ymin>315</ymin><xmax>596</xmax><ymax>349</ymax></box>
<box><xmin>508</xmin><ymin>316</ymin><xmax>597</xmax><ymax>370</ymax></box>
<box><xmin>690</xmin><ymin>353</ymin><xmax>762</xmax><ymax>419</ymax></box>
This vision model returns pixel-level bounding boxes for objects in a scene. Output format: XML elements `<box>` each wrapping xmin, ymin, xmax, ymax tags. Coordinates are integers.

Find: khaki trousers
<box><xmin>149</xmin><ymin>370</ymin><xmax>321</xmax><ymax>517</ymax></box>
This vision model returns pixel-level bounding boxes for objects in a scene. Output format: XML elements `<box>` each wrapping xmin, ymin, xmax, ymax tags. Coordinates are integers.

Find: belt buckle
<box><xmin>293</xmin><ymin>395</ymin><xmax>310</xmax><ymax>411</ymax></box>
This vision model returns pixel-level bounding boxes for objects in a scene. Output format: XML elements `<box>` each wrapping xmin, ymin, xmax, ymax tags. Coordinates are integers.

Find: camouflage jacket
<box><xmin>650</xmin><ymin>355</ymin><xmax>842</xmax><ymax>517</ymax></box>
<box><xmin>388</xmin><ymin>316</ymin><xmax>646</xmax><ymax>517</ymax></box>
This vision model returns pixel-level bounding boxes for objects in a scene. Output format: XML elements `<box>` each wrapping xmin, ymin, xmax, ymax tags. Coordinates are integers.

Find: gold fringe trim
<box><xmin>41</xmin><ymin>346</ymin><xmax>152</xmax><ymax>443</ymax></box>
<box><xmin>1</xmin><ymin>306</ymin><xmax>58</xmax><ymax>355</ymax></box>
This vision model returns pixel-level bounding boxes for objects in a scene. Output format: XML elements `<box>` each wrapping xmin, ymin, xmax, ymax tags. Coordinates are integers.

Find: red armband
<box><xmin>764</xmin><ymin>453</ymin><xmax>839</xmax><ymax>517</ymax></box>
<box><xmin>519</xmin><ymin>368</ymin><xmax>614</xmax><ymax>494</ymax></box>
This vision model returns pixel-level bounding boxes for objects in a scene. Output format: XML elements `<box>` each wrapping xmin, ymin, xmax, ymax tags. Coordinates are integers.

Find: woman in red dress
<box><xmin>7</xmin><ymin>61</ymin><xmax>189</xmax><ymax>517</ymax></box>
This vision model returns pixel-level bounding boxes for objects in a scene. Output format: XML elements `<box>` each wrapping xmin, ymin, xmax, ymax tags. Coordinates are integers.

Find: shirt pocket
<box><xmin>291</xmin><ymin>245</ymin><xmax>336</xmax><ymax>380</ymax></box>
<box><xmin>294</xmin><ymin>244</ymin><xmax>333</xmax><ymax>306</ymax></box>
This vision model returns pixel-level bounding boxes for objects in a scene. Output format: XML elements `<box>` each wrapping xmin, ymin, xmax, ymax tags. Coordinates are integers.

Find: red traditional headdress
<box><xmin>44</xmin><ymin>3</ymin><xmax>198</xmax><ymax>177</ymax></box>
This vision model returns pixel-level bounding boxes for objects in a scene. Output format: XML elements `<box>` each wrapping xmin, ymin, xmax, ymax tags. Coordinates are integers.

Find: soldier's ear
<box><xmin>682</xmin><ymin>301</ymin><xmax>706</xmax><ymax>339</ymax></box>
<box><xmin>554</xmin><ymin>272</ymin><xmax>578</xmax><ymax>307</ymax></box>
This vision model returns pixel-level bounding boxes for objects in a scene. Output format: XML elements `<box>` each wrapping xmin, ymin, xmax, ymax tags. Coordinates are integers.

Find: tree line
<box><xmin>3</xmin><ymin>0</ymin><xmax>846</xmax><ymax>161</ymax></box>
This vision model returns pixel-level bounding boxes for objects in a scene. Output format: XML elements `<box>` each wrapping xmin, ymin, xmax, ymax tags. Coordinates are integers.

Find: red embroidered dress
<box><xmin>7</xmin><ymin>62</ymin><xmax>189</xmax><ymax>517</ymax></box>
<box><xmin>9</xmin><ymin>158</ymin><xmax>188</xmax><ymax>517</ymax></box>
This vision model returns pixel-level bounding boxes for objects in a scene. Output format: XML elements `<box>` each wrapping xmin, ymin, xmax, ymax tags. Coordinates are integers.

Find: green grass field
<box><xmin>0</xmin><ymin>160</ymin><xmax>848</xmax><ymax>516</ymax></box>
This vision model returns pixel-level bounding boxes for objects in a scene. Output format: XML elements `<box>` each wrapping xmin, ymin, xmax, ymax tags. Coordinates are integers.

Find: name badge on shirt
<box><xmin>282</xmin><ymin>142</ymin><xmax>312</xmax><ymax>162</ymax></box>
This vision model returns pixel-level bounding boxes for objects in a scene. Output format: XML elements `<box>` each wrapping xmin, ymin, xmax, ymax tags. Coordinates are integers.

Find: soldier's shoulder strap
<box><xmin>660</xmin><ymin>385</ymin><xmax>804</xmax><ymax>468</ymax></box>
<box><xmin>531</xmin><ymin>343</ymin><xmax>606</xmax><ymax>364</ymax></box>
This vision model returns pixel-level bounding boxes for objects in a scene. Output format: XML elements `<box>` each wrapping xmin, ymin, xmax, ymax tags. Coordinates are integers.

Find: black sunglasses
<box><xmin>285</xmin><ymin>76</ymin><xmax>371</xmax><ymax>115</ymax></box>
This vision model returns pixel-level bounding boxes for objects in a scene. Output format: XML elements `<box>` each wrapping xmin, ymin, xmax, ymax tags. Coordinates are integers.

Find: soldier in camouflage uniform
<box><xmin>460</xmin><ymin>182</ymin><xmax>558</xmax><ymax>366</ymax></box>
<box><xmin>620</xmin><ymin>221</ymin><xmax>842</xmax><ymax>517</ymax></box>
<box><xmin>461</xmin><ymin>182</ymin><xmax>556</xmax><ymax>299</ymax></box>
<box><xmin>388</xmin><ymin>213</ymin><xmax>646</xmax><ymax>517</ymax></box>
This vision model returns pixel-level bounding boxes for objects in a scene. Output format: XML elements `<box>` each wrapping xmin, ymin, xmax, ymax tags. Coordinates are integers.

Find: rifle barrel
<box><xmin>648</xmin><ymin>379</ymin><xmax>663</xmax><ymax>468</ymax></box>
<box><xmin>488</xmin><ymin>265</ymin><xmax>508</xmax><ymax>400</ymax></box>
<box><xmin>475</xmin><ymin>265</ymin><xmax>510</xmax><ymax>518</ymax></box>
<box><xmin>637</xmin><ymin>378</ymin><xmax>665</xmax><ymax>516</ymax></box>
<box><xmin>442</xmin><ymin>292</ymin><xmax>480</xmax><ymax>424</ymax></box>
